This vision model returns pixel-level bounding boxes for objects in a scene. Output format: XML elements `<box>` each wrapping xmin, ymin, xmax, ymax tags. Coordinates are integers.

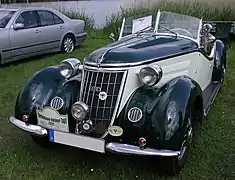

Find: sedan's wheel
<box><xmin>61</xmin><ymin>35</ymin><xmax>75</xmax><ymax>53</ymax></box>
<box><xmin>31</xmin><ymin>135</ymin><xmax>53</xmax><ymax>148</ymax></box>
<box><xmin>159</xmin><ymin>110</ymin><xmax>195</xmax><ymax>176</ymax></box>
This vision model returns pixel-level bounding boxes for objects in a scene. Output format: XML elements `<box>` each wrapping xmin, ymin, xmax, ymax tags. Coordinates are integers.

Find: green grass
<box><xmin>0</xmin><ymin>31</ymin><xmax>235</xmax><ymax>179</ymax></box>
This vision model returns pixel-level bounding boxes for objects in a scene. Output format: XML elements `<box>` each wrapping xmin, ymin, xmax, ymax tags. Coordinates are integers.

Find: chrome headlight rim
<box><xmin>71</xmin><ymin>101</ymin><xmax>89</xmax><ymax>121</ymax></box>
<box><xmin>138</xmin><ymin>65</ymin><xmax>163</xmax><ymax>87</ymax></box>
<box><xmin>60</xmin><ymin>58</ymin><xmax>81</xmax><ymax>79</ymax></box>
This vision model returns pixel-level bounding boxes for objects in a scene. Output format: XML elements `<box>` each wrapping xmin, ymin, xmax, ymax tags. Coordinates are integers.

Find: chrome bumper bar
<box><xmin>9</xmin><ymin>117</ymin><xmax>48</xmax><ymax>137</ymax></box>
<box><xmin>106</xmin><ymin>143</ymin><xmax>180</xmax><ymax>157</ymax></box>
<box><xmin>9</xmin><ymin>117</ymin><xmax>180</xmax><ymax>157</ymax></box>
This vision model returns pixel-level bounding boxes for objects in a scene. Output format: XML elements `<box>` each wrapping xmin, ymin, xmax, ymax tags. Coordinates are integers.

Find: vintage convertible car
<box><xmin>9</xmin><ymin>11</ymin><xmax>227</xmax><ymax>175</ymax></box>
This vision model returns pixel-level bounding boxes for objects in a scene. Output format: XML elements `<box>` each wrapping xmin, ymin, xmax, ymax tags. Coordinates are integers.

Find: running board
<box><xmin>203</xmin><ymin>82</ymin><xmax>221</xmax><ymax>116</ymax></box>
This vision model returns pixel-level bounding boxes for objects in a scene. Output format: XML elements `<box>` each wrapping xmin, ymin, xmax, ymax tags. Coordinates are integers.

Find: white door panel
<box><xmin>118</xmin><ymin>53</ymin><xmax>193</xmax><ymax>116</ymax></box>
<box><xmin>117</xmin><ymin>51</ymin><xmax>215</xmax><ymax>116</ymax></box>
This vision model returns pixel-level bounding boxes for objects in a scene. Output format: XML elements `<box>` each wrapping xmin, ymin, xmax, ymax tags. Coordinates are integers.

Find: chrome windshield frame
<box><xmin>118</xmin><ymin>9</ymin><xmax>203</xmax><ymax>46</ymax></box>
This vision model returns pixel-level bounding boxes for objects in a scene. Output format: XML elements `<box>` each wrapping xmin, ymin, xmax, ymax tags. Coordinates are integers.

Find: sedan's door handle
<box><xmin>59</xmin><ymin>26</ymin><xmax>64</xmax><ymax>30</ymax></box>
<box><xmin>35</xmin><ymin>29</ymin><xmax>41</xmax><ymax>33</ymax></box>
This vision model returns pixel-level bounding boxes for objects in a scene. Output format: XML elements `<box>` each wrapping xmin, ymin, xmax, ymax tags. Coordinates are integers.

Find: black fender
<box><xmin>212</xmin><ymin>39</ymin><xmax>226</xmax><ymax>82</ymax></box>
<box><xmin>15</xmin><ymin>65</ymin><xmax>81</xmax><ymax>132</ymax></box>
<box><xmin>113</xmin><ymin>76</ymin><xmax>203</xmax><ymax>150</ymax></box>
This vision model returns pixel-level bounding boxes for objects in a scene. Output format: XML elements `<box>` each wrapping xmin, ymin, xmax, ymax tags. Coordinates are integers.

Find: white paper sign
<box><xmin>36</xmin><ymin>107</ymin><xmax>69</xmax><ymax>132</ymax></box>
<box><xmin>132</xmin><ymin>15</ymin><xmax>152</xmax><ymax>33</ymax></box>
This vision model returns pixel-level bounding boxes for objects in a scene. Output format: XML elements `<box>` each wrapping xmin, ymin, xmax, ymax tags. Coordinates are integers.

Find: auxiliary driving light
<box><xmin>71</xmin><ymin>101</ymin><xmax>88</xmax><ymax>121</ymax></box>
<box><xmin>138</xmin><ymin>65</ymin><xmax>163</xmax><ymax>87</ymax></box>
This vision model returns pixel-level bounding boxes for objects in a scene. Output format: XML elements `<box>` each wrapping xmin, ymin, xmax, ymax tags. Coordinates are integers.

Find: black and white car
<box><xmin>9</xmin><ymin>10</ymin><xmax>228</xmax><ymax>175</ymax></box>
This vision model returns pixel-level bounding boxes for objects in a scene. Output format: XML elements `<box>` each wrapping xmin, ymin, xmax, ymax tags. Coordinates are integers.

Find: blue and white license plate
<box><xmin>36</xmin><ymin>107</ymin><xmax>69</xmax><ymax>132</ymax></box>
<box><xmin>49</xmin><ymin>130</ymin><xmax>106</xmax><ymax>153</ymax></box>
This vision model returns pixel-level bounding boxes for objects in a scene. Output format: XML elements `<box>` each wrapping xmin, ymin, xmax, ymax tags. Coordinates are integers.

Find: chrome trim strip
<box><xmin>82</xmin><ymin>65</ymin><xmax>131</xmax><ymax>71</ymax></box>
<box><xmin>9</xmin><ymin>117</ymin><xmax>48</xmax><ymax>137</ymax></box>
<box><xmin>84</xmin><ymin>49</ymin><xmax>198</xmax><ymax>68</ymax></box>
<box><xmin>106</xmin><ymin>143</ymin><xmax>180</xmax><ymax>156</ymax></box>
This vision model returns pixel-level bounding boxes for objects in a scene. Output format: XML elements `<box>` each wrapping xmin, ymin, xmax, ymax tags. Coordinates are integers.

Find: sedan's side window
<box><xmin>15</xmin><ymin>11</ymin><xmax>38</xmax><ymax>29</ymax></box>
<box><xmin>37</xmin><ymin>10</ymin><xmax>64</xmax><ymax>26</ymax></box>
<box><xmin>38</xmin><ymin>10</ymin><xmax>55</xmax><ymax>26</ymax></box>
<box><xmin>53</xmin><ymin>13</ymin><xmax>64</xmax><ymax>24</ymax></box>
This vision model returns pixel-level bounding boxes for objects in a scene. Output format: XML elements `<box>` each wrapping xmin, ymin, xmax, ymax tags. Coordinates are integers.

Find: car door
<box><xmin>191</xmin><ymin>34</ymin><xmax>215</xmax><ymax>91</ymax></box>
<box><xmin>36</xmin><ymin>10</ymin><xmax>65</xmax><ymax>51</ymax></box>
<box><xmin>8</xmin><ymin>10</ymin><xmax>41</xmax><ymax>58</ymax></box>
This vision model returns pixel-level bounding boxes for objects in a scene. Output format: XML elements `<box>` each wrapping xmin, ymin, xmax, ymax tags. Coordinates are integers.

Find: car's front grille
<box><xmin>79</xmin><ymin>68</ymin><xmax>125</xmax><ymax>137</ymax></box>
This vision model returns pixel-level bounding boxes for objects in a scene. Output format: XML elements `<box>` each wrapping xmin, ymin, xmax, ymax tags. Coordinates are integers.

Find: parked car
<box><xmin>9</xmin><ymin>10</ymin><xmax>228</xmax><ymax>175</ymax></box>
<box><xmin>0</xmin><ymin>7</ymin><xmax>87</xmax><ymax>64</ymax></box>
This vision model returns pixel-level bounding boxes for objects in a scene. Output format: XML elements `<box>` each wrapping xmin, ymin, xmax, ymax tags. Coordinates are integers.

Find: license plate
<box><xmin>36</xmin><ymin>107</ymin><xmax>69</xmax><ymax>132</ymax></box>
<box><xmin>49</xmin><ymin>130</ymin><xmax>105</xmax><ymax>153</ymax></box>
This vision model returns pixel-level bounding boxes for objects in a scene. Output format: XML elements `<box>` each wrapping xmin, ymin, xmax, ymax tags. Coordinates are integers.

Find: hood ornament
<box><xmin>96</xmin><ymin>48</ymin><xmax>113</xmax><ymax>67</ymax></box>
<box><xmin>97</xmin><ymin>57</ymin><xmax>102</xmax><ymax>67</ymax></box>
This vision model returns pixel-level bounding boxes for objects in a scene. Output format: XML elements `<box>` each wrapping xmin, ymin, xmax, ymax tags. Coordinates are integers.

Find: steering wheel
<box><xmin>170</xmin><ymin>28</ymin><xmax>193</xmax><ymax>38</ymax></box>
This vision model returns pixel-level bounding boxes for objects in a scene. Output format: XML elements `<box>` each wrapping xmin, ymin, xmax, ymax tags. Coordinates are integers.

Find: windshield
<box><xmin>119</xmin><ymin>11</ymin><xmax>201</xmax><ymax>40</ymax></box>
<box><xmin>157</xmin><ymin>11</ymin><xmax>201</xmax><ymax>39</ymax></box>
<box><xmin>0</xmin><ymin>10</ymin><xmax>15</xmax><ymax>28</ymax></box>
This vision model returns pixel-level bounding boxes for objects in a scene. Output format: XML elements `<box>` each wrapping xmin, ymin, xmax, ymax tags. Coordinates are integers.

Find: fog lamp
<box><xmin>71</xmin><ymin>101</ymin><xmax>88</xmax><ymax>121</ymax></box>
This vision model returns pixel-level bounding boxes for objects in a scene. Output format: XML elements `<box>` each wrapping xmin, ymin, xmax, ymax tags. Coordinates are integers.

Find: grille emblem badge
<box><xmin>99</xmin><ymin>91</ymin><xmax>107</xmax><ymax>101</ymax></box>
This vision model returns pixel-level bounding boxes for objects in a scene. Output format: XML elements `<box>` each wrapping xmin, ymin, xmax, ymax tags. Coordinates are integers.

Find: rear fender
<box><xmin>212</xmin><ymin>39</ymin><xmax>226</xmax><ymax>81</ymax></box>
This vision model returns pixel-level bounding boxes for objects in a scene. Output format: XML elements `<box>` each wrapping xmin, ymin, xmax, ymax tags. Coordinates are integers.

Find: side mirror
<box><xmin>13</xmin><ymin>23</ymin><xmax>24</xmax><ymax>30</ymax></box>
<box><xmin>109</xmin><ymin>33</ymin><xmax>115</xmax><ymax>42</ymax></box>
<box><xmin>203</xmin><ymin>23</ymin><xmax>212</xmax><ymax>33</ymax></box>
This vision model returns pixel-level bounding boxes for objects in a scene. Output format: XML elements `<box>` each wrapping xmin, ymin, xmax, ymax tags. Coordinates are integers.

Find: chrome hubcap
<box><xmin>64</xmin><ymin>38</ymin><xmax>74</xmax><ymax>53</ymax></box>
<box><xmin>178</xmin><ymin>116</ymin><xmax>193</xmax><ymax>161</ymax></box>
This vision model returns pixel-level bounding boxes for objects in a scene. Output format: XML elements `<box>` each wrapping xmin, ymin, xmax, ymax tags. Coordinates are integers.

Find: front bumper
<box><xmin>75</xmin><ymin>32</ymin><xmax>87</xmax><ymax>45</ymax></box>
<box><xmin>9</xmin><ymin>117</ymin><xmax>180</xmax><ymax>157</ymax></box>
<box><xmin>106</xmin><ymin>143</ymin><xmax>180</xmax><ymax>156</ymax></box>
<box><xmin>9</xmin><ymin>117</ymin><xmax>47</xmax><ymax>137</ymax></box>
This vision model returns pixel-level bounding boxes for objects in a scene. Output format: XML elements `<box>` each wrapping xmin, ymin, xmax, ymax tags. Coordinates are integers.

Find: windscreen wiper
<box><xmin>134</xmin><ymin>25</ymin><xmax>152</xmax><ymax>36</ymax></box>
<box><xmin>160</xmin><ymin>25</ymin><xmax>178</xmax><ymax>38</ymax></box>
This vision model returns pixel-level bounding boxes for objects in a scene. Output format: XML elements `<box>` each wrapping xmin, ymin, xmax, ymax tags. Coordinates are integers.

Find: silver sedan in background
<box><xmin>0</xmin><ymin>7</ymin><xmax>87</xmax><ymax>64</ymax></box>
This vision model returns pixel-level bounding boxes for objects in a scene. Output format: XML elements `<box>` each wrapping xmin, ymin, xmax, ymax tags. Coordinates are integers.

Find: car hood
<box><xmin>85</xmin><ymin>34</ymin><xmax>198</xmax><ymax>65</ymax></box>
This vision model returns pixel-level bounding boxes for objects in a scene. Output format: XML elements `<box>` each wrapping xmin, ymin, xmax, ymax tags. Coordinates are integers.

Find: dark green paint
<box><xmin>85</xmin><ymin>34</ymin><xmax>198</xmax><ymax>64</ymax></box>
<box><xmin>111</xmin><ymin>76</ymin><xmax>203</xmax><ymax>150</ymax></box>
<box><xmin>14</xmin><ymin>65</ymin><xmax>80</xmax><ymax>132</ymax></box>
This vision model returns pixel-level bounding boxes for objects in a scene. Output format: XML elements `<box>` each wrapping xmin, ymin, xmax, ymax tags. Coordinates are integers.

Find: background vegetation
<box><xmin>0</xmin><ymin>0</ymin><xmax>235</xmax><ymax>179</ymax></box>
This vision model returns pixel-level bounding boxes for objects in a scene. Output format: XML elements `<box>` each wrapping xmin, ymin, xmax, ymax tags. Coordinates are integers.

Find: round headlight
<box><xmin>60</xmin><ymin>58</ymin><xmax>81</xmax><ymax>78</ymax></box>
<box><xmin>71</xmin><ymin>101</ymin><xmax>88</xmax><ymax>121</ymax></box>
<box><xmin>138</xmin><ymin>65</ymin><xmax>163</xmax><ymax>87</ymax></box>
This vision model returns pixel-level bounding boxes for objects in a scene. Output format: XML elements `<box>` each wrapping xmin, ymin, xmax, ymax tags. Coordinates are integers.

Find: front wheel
<box><xmin>31</xmin><ymin>135</ymin><xmax>53</xmax><ymax>148</ymax></box>
<box><xmin>61</xmin><ymin>34</ymin><xmax>75</xmax><ymax>53</ymax></box>
<box><xmin>159</xmin><ymin>108</ymin><xmax>200</xmax><ymax>176</ymax></box>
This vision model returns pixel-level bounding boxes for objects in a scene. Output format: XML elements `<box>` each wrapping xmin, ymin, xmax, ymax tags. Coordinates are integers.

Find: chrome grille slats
<box><xmin>95</xmin><ymin>72</ymin><xmax>104</xmax><ymax>123</ymax></box>
<box><xmin>109</xmin><ymin>73</ymin><xmax>118</xmax><ymax>120</ymax></box>
<box><xmin>80</xmin><ymin>68</ymin><xmax>126</xmax><ymax>137</ymax></box>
